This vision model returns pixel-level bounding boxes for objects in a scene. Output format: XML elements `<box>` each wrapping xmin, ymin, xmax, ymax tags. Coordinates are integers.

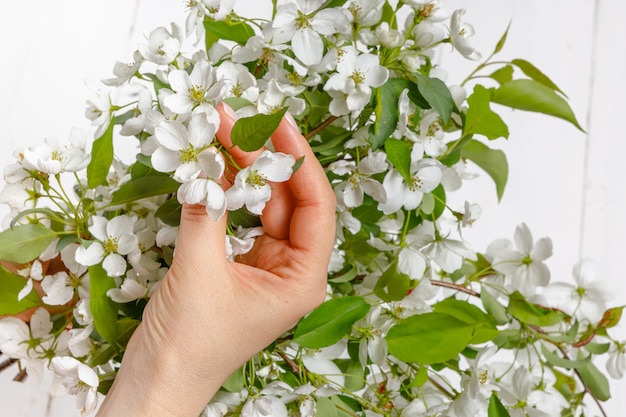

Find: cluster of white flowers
<box><xmin>0</xmin><ymin>0</ymin><xmax>623</xmax><ymax>416</ymax></box>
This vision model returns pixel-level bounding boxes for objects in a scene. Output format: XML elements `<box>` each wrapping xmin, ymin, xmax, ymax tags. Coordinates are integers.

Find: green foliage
<box><xmin>110</xmin><ymin>176</ymin><xmax>180</xmax><ymax>206</ymax></box>
<box><xmin>488</xmin><ymin>393</ymin><xmax>511</xmax><ymax>417</ymax></box>
<box><xmin>0</xmin><ymin>224</ymin><xmax>58</xmax><ymax>264</ymax></box>
<box><xmin>461</xmin><ymin>139</ymin><xmax>509</xmax><ymax>201</ymax></box>
<box><xmin>293</xmin><ymin>296</ymin><xmax>370</xmax><ymax>348</ymax></box>
<box><xmin>464</xmin><ymin>85</ymin><xmax>509</xmax><ymax>140</ymax></box>
<box><xmin>231</xmin><ymin>108</ymin><xmax>288</xmax><ymax>152</ymax></box>
<box><xmin>384</xmin><ymin>139</ymin><xmax>412</xmax><ymax>184</ymax></box>
<box><xmin>0</xmin><ymin>265</ymin><xmax>41</xmax><ymax>315</ymax></box>
<box><xmin>89</xmin><ymin>264</ymin><xmax>120</xmax><ymax>345</ymax></box>
<box><xmin>507</xmin><ymin>291</ymin><xmax>568</xmax><ymax>327</ymax></box>
<box><xmin>577</xmin><ymin>361</ymin><xmax>611</xmax><ymax>401</ymax></box>
<box><xmin>87</xmin><ymin>117</ymin><xmax>115</xmax><ymax>188</ymax></box>
<box><xmin>203</xmin><ymin>17</ymin><xmax>255</xmax><ymax>49</ymax></box>
<box><xmin>492</xmin><ymin>79</ymin><xmax>583</xmax><ymax>131</ymax></box>
<box><xmin>386</xmin><ymin>312</ymin><xmax>475</xmax><ymax>364</ymax></box>
<box><xmin>415</xmin><ymin>73</ymin><xmax>454</xmax><ymax>123</ymax></box>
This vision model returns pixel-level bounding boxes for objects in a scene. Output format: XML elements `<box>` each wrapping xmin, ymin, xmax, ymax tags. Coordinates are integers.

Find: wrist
<box><xmin>96</xmin><ymin>323</ymin><xmax>228</xmax><ymax>417</ymax></box>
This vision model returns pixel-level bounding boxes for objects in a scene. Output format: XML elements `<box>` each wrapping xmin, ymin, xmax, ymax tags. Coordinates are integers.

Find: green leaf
<box><xmin>511</xmin><ymin>58</ymin><xmax>566</xmax><ymax>96</ymax></box>
<box><xmin>222</xmin><ymin>366</ymin><xmax>245</xmax><ymax>392</ymax></box>
<box><xmin>371</xmin><ymin>79</ymin><xmax>411</xmax><ymax>150</ymax></box>
<box><xmin>0</xmin><ymin>224</ymin><xmax>58</xmax><ymax>263</ymax></box>
<box><xmin>481</xmin><ymin>289</ymin><xmax>510</xmax><ymax>325</ymax></box>
<box><xmin>542</xmin><ymin>344</ymin><xmax>590</xmax><ymax>369</ymax></box>
<box><xmin>433</xmin><ymin>298</ymin><xmax>499</xmax><ymax>344</ymax></box>
<box><xmin>415</xmin><ymin>73</ymin><xmax>454</xmax><ymax>123</ymax></box>
<box><xmin>325</xmin><ymin>0</ymin><xmax>349</xmax><ymax>8</ymax></box>
<box><xmin>461</xmin><ymin>139</ymin><xmax>508</xmax><ymax>201</ymax></box>
<box><xmin>585</xmin><ymin>342</ymin><xmax>611</xmax><ymax>355</ymax></box>
<box><xmin>203</xmin><ymin>18</ymin><xmax>255</xmax><ymax>45</ymax></box>
<box><xmin>488</xmin><ymin>393</ymin><xmax>511</xmax><ymax>417</ymax></box>
<box><xmin>231</xmin><ymin>109</ymin><xmax>288</xmax><ymax>152</ymax></box>
<box><xmin>597</xmin><ymin>306</ymin><xmax>624</xmax><ymax>329</ymax></box>
<box><xmin>492</xmin><ymin>22</ymin><xmax>511</xmax><ymax>55</ymax></box>
<box><xmin>110</xmin><ymin>176</ymin><xmax>180</xmax><ymax>206</ymax></box>
<box><xmin>302</xmin><ymin>90</ymin><xmax>332</xmax><ymax>128</ymax></box>
<box><xmin>374</xmin><ymin>261</ymin><xmax>411</xmax><ymax>302</ymax></box>
<box><xmin>155</xmin><ymin>198</ymin><xmax>182</xmax><ymax>227</ymax></box>
<box><xmin>464</xmin><ymin>85</ymin><xmax>509</xmax><ymax>140</ymax></box>
<box><xmin>492</xmin><ymin>79</ymin><xmax>583</xmax><ymax>131</ymax></box>
<box><xmin>87</xmin><ymin>116</ymin><xmax>115</xmax><ymax>188</ymax></box>
<box><xmin>89</xmin><ymin>264</ymin><xmax>119</xmax><ymax>345</ymax></box>
<box><xmin>336</xmin><ymin>359</ymin><xmax>366</xmax><ymax>391</ymax></box>
<box><xmin>578</xmin><ymin>361</ymin><xmax>611</xmax><ymax>401</ymax></box>
<box><xmin>507</xmin><ymin>291</ymin><xmax>568</xmax><ymax>327</ymax></box>
<box><xmin>386</xmin><ymin>312</ymin><xmax>475</xmax><ymax>364</ymax></box>
<box><xmin>294</xmin><ymin>296</ymin><xmax>370</xmax><ymax>349</ymax></box>
<box><xmin>223</xmin><ymin>97</ymin><xmax>255</xmax><ymax>112</ymax></box>
<box><xmin>0</xmin><ymin>265</ymin><xmax>41</xmax><ymax>315</ymax></box>
<box><xmin>315</xmin><ymin>397</ymin><xmax>339</xmax><ymax>417</ymax></box>
<box><xmin>490</xmin><ymin>66</ymin><xmax>514</xmax><ymax>85</ymax></box>
<box><xmin>384</xmin><ymin>139</ymin><xmax>412</xmax><ymax>184</ymax></box>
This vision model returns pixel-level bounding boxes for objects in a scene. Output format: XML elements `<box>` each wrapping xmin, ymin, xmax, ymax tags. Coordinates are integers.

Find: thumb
<box><xmin>171</xmin><ymin>204</ymin><xmax>228</xmax><ymax>273</ymax></box>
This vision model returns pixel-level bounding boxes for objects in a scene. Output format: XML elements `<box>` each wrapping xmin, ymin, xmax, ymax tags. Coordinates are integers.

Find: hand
<box><xmin>96</xmin><ymin>103</ymin><xmax>336</xmax><ymax>417</ymax></box>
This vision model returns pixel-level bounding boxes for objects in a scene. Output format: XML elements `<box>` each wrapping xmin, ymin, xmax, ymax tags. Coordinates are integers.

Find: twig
<box><xmin>0</xmin><ymin>357</ymin><xmax>17</xmax><ymax>373</ymax></box>
<box><xmin>13</xmin><ymin>368</ymin><xmax>27</xmax><ymax>382</ymax></box>
<box><xmin>277</xmin><ymin>350</ymin><xmax>301</xmax><ymax>374</ymax></box>
<box><xmin>305</xmin><ymin>116</ymin><xmax>339</xmax><ymax>140</ymax></box>
<box><xmin>430</xmin><ymin>280</ymin><xmax>479</xmax><ymax>297</ymax></box>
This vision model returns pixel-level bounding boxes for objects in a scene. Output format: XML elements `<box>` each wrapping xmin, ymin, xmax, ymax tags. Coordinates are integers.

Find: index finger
<box><xmin>270</xmin><ymin>113</ymin><xmax>336</xmax><ymax>261</ymax></box>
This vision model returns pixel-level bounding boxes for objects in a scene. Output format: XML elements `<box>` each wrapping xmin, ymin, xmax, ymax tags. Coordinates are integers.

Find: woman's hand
<box><xmin>96</xmin><ymin>103</ymin><xmax>336</xmax><ymax>417</ymax></box>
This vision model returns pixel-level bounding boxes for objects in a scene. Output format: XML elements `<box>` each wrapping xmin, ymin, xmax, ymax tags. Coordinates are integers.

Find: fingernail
<box><xmin>220</xmin><ymin>102</ymin><xmax>237</xmax><ymax>120</ymax></box>
<box><xmin>284</xmin><ymin>111</ymin><xmax>298</xmax><ymax>130</ymax></box>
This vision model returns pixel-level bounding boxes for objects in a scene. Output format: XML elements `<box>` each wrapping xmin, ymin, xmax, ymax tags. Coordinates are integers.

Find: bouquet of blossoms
<box><xmin>0</xmin><ymin>0</ymin><xmax>623</xmax><ymax>416</ymax></box>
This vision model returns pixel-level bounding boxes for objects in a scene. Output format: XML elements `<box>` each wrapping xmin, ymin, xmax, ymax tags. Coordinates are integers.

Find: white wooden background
<box><xmin>0</xmin><ymin>0</ymin><xmax>624</xmax><ymax>415</ymax></box>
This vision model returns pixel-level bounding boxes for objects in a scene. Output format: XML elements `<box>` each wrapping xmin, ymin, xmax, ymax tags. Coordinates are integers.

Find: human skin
<box><xmin>95</xmin><ymin>102</ymin><xmax>336</xmax><ymax>417</ymax></box>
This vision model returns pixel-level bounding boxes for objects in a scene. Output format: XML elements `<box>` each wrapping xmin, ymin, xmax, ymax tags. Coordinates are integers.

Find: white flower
<box><xmin>231</xmin><ymin>35</ymin><xmax>288</xmax><ymax>65</ymax></box>
<box><xmin>41</xmin><ymin>271</ymin><xmax>75</xmax><ymax>305</ymax></box>
<box><xmin>75</xmin><ymin>215</ymin><xmax>140</xmax><ymax>277</ymax></box>
<box><xmin>488</xmin><ymin>223</ymin><xmax>552</xmax><ymax>296</ymax></box>
<box><xmin>269</xmin><ymin>0</ymin><xmax>350</xmax><ymax>66</ymax></box>
<box><xmin>103</xmin><ymin>50</ymin><xmax>143</xmax><ymax>86</ymax></box>
<box><xmin>50</xmin><ymin>356</ymin><xmax>100</xmax><ymax>415</ymax></box>
<box><xmin>0</xmin><ymin>308</ymin><xmax>60</xmax><ymax>384</ymax></box>
<box><xmin>22</xmin><ymin>129</ymin><xmax>90</xmax><ymax>174</ymax></box>
<box><xmin>119</xmin><ymin>85</ymin><xmax>154</xmax><ymax>136</ymax></box>
<box><xmin>345</xmin><ymin>0</ymin><xmax>384</xmax><ymax>27</ymax></box>
<box><xmin>544</xmin><ymin>258</ymin><xmax>612</xmax><ymax>323</ymax></box>
<box><xmin>138</xmin><ymin>24</ymin><xmax>183</xmax><ymax>65</ymax></box>
<box><xmin>85</xmin><ymin>90</ymin><xmax>112</xmax><ymax>137</ymax></box>
<box><xmin>216</xmin><ymin>61</ymin><xmax>260</xmax><ymax>102</ymax></box>
<box><xmin>329</xmin><ymin>151</ymin><xmax>388</xmax><ymax>208</ymax></box>
<box><xmin>225</xmin><ymin>226</ymin><xmax>265</xmax><ymax>261</ymax></box>
<box><xmin>163</xmin><ymin>59</ymin><xmax>225</xmax><ymax>114</ymax></box>
<box><xmin>397</xmin><ymin>232</ymin><xmax>429</xmax><ymax>280</ymax></box>
<box><xmin>378</xmin><ymin>146</ymin><xmax>442</xmax><ymax>215</ymax></box>
<box><xmin>106</xmin><ymin>275</ymin><xmax>148</xmax><ymax>303</ymax></box>
<box><xmin>449</xmin><ymin>9</ymin><xmax>481</xmax><ymax>60</ymax></box>
<box><xmin>152</xmin><ymin>110</ymin><xmax>221</xmax><ymax>183</ymax></box>
<box><xmin>198</xmin><ymin>0</ymin><xmax>236</xmax><ymax>21</ymax></box>
<box><xmin>324</xmin><ymin>46</ymin><xmax>389</xmax><ymax>116</ymax></box>
<box><xmin>257</xmin><ymin>79</ymin><xmax>306</xmax><ymax>116</ymax></box>
<box><xmin>225</xmin><ymin>150</ymin><xmax>295</xmax><ymax>215</ymax></box>
<box><xmin>606</xmin><ymin>343</ymin><xmax>626</xmax><ymax>379</ymax></box>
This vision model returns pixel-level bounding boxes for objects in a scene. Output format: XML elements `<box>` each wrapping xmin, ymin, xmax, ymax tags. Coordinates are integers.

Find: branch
<box><xmin>305</xmin><ymin>116</ymin><xmax>339</xmax><ymax>140</ymax></box>
<box><xmin>276</xmin><ymin>349</ymin><xmax>301</xmax><ymax>374</ymax></box>
<box><xmin>430</xmin><ymin>280</ymin><xmax>479</xmax><ymax>297</ymax></box>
